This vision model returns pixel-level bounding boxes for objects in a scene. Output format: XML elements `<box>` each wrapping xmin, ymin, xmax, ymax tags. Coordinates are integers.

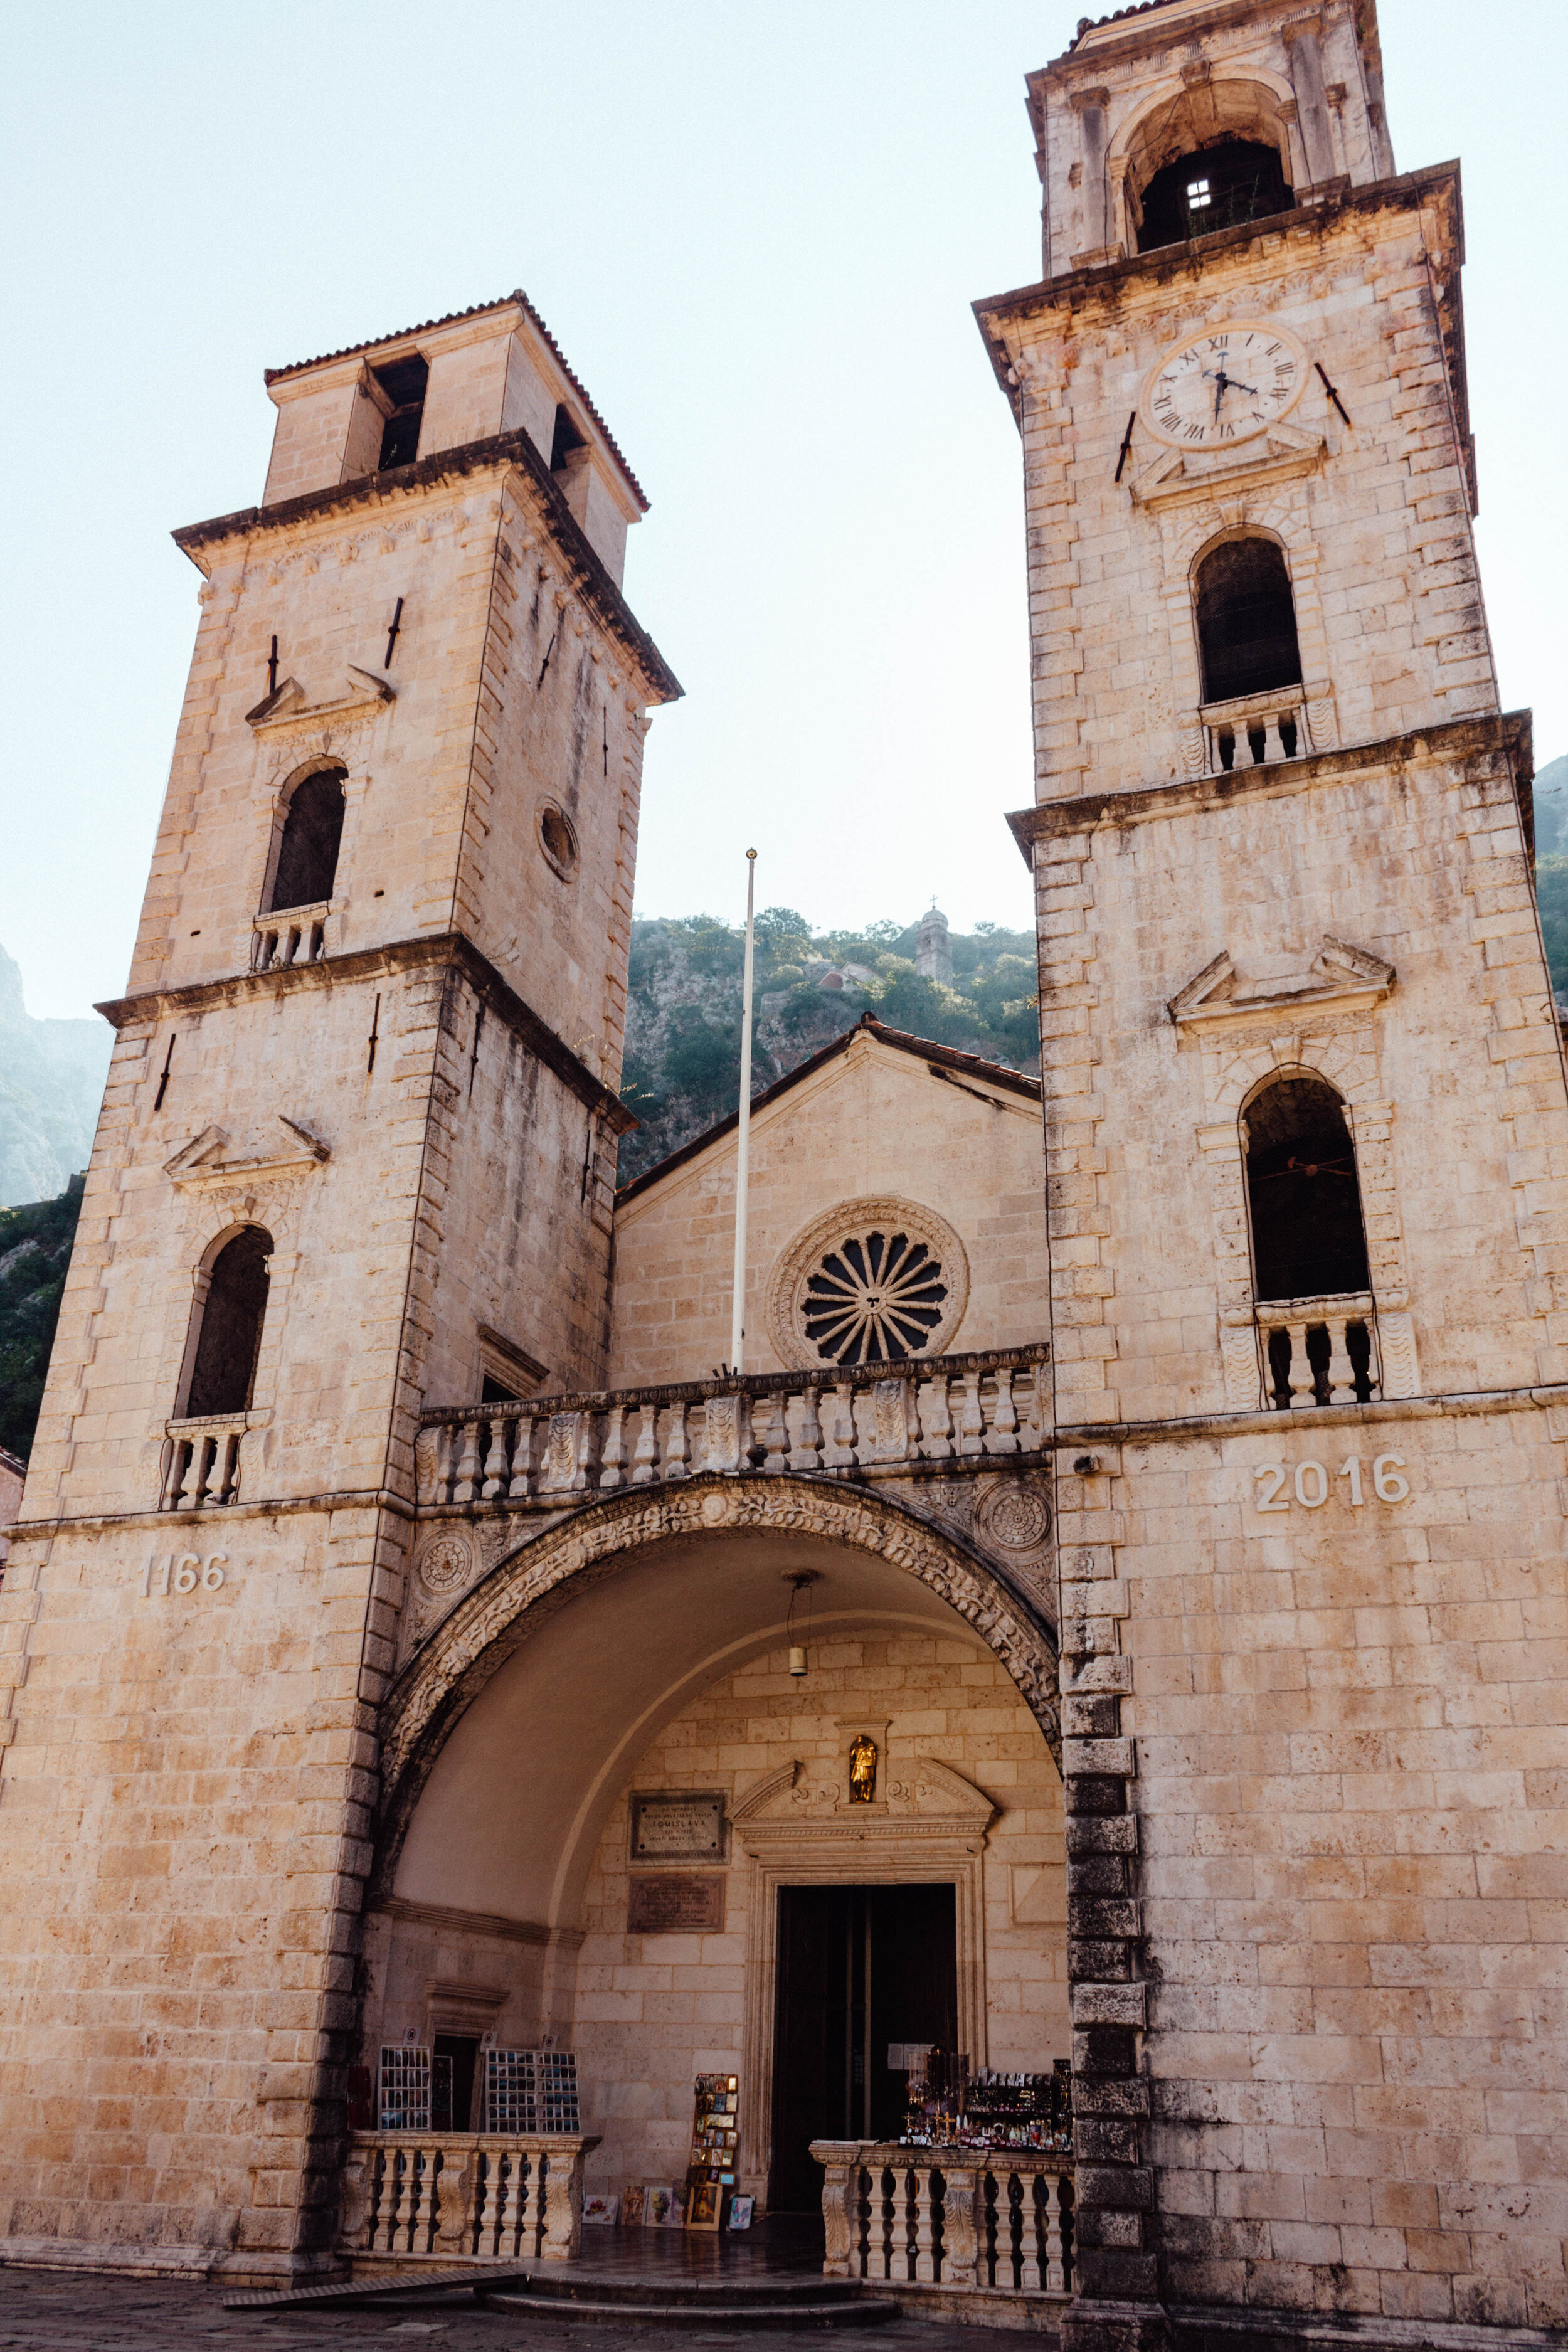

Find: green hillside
<box><xmin>617</xmin><ymin>911</ymin><xmax>1039</xmax><ymax>1185</ymax></box>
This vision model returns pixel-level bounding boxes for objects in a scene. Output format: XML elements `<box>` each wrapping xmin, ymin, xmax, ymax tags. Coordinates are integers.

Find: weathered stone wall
<box><xmin>1056</xmin><ymin>1400</ymin><xmax>1568</xmax><ymax>2329</ymax></box>
<box><xmin>608</xmin><ymin>1030</ymin><xmax>1051</xmax><ymax>1389</ymax></box>
<box><xmin>1029</xmin><ymin>730</ymin><xmax>1560</xmax><ymax>1429</ymax></box>
<box><xmin>990</xmin><ymin>184</ymin><xmax>1488</xmax><ymax>807</ymax></box>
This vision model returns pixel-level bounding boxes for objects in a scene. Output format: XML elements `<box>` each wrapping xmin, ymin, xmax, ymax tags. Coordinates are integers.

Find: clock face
<box><xmin>1141</xmin><ymin>322</ymin><xmax>1306</xmax><ymax>450</ymax></box>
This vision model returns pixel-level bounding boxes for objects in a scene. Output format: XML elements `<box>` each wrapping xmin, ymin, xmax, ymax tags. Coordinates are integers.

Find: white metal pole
<box><xmin>729</xmin><ymin>849</ymin><xmax>758</xmax><ymax>1374</ymax></box>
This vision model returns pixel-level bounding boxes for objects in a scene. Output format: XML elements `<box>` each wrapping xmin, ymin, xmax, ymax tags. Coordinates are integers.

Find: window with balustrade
<box><xmin>1243</xmin><ymin>1073</ymin><xmax>1377</xmax><ymax>1407</ymax></box>
<box><xmin>181</xmin><ymin>1225</ymin><xmax>272</xmax><ymax>1419</ymax></box>
<box><xmin>265</xmin><ymin>765</ymin><xmax>346</xmax><ymax>916</ymax></box>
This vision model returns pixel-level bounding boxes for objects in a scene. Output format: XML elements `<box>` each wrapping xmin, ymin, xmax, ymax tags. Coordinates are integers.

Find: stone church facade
<box><xmin>3</xmin><ymin>0</ymin><xmax>1565</xmax><ymax>2340</ymax></box>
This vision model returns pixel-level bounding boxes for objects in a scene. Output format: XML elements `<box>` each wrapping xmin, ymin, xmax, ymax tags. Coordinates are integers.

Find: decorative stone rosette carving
<box><xmin>764</xmin><ymin>1197</ymin><xmax>970</xmax><ymax>1370</ymax></box>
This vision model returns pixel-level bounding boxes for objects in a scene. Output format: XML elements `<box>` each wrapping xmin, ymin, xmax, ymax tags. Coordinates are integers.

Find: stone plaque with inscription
<box><xmin>627</xmin><ymin>1873</ymin><xmax>726</xmax><ymax>1934</ymax></box>
<box><xmin>629</xmin><ymin>1791</ymin><xmax>726</xmax><ymax>1862</ymax></box>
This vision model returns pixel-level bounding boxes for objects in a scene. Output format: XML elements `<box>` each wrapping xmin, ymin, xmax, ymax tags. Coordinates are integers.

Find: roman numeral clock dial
<box><xmin>1140</xmin><ymin>320</ymin><xmax>1308</xmax><ymax>450</ymax></box>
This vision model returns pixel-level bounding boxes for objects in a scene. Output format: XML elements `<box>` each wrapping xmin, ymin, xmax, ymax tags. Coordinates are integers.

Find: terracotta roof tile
<box><xmin>263</xmin><ymin>287</ymin><xmax>648</xmax><ymax>512</ymax></box>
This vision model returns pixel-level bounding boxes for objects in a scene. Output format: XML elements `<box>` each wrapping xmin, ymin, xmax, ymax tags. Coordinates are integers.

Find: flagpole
<box><xmin>729</xmin><ymin>849</ymin><xmax>758</xmax><ymax>1375</ymax></box>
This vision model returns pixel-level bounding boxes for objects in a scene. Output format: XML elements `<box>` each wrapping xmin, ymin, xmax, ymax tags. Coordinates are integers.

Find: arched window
<box><xmin>1195</xmin><ymin>538</ymin><xmax>1302</xmax><ymax>705</ymax></box>
<box><xmin>183</xmin><ymin>1227</ymin><xmax>272</xmax><ymax>1417</ymax></box>
<box><xmin>1244</xmin><ymin>1074</ymin><xmax>1368</xmax><ymax>1303</ymax></box>
<box><xmin>267</xmin><ymin>767</ymin><xmax>346</xmax><ymax>914</ymax></box>
<box><xmin>1138</xmin><ymin>137</ymin><xmax>1293</xmax><ymax>252</ymax></box>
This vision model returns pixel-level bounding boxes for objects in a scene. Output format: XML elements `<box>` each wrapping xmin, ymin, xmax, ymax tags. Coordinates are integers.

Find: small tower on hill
<box><xmin>915</xmin><ymin>901</ymin><xmax>953</xmax><ymax>983</ymax></box>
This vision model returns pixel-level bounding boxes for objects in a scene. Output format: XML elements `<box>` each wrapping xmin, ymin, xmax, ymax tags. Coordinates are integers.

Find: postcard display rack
<box><xmin>376</xmin><ymin>2045</ymin><xmax>580</xmax><ymax>2135</ymax></box>
<box><xmin>900</xmin><ymin>2054</ymin><xmax>1073</xmax><ymax>2154</ymax></box>
<box><xmin>684</xmin><ymin>2072</ymin><xmax>740</xmax><ymax>2229</ymax></box>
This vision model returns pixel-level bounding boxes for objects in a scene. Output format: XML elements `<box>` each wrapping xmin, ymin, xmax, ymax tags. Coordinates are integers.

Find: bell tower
<box><xmin>0</xmin><ymin>291</ymin><xmax>678</xmax><ymax>2276</ymax></box>
<box><xmin>980</xmin><ymin>1</ymin><xmax>1567</xmax><ymax>2343</ymax></box>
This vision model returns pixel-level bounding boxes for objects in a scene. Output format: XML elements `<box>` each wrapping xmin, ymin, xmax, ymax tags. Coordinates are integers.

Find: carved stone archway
<box><xmin>371</xmin><ymin>1473</ymin><xmax>1061</xmax><ymax>1907</ymax></box>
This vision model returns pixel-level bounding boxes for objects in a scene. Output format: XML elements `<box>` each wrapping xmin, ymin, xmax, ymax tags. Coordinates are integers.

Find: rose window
<box><xmin>800</xmin><ymin>1227</ymin><xmax>948</xmax><ymax>1367</ymax></box>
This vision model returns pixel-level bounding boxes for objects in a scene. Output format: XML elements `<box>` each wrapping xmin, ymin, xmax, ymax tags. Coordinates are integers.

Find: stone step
<box><xmin>480</xmin><ymin>2287</ymin><xmax>900</xmax><ymax>2329</ymax></box>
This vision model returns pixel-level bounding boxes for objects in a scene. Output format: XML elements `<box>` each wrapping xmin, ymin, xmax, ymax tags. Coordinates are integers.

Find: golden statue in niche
<box><xmin>847</xmin><ymin>1734</ymin><xmax>878</xmax><ymax>1804</ymax></box>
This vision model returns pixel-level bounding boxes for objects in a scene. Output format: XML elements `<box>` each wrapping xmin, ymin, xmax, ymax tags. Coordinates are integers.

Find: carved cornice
<box><xmin>1006</xmin><ymin>709</ymin><xmax>1532</xmax><ymax>862</ymax></box>
<box><xmin>171</xmin><ymin>426</ymin><xmax>681</xmax><ymax>707</ymax></box>
<box><xmin>96</xmin><ymin>930</ymin><xmax>637</xmax><ymax>1136</ymax></box>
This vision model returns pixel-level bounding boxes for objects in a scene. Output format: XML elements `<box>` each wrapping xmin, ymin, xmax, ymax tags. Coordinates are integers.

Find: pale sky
<box><xmin>3</xmin><ymin>0</ymin><xmax>1563</xmax><ymax>1020</ymax></box>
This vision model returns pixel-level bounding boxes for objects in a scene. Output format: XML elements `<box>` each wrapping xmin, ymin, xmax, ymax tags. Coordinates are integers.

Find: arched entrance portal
<box><xmin>366</xmin><ymin>1476</ymin><xmax>1064</xmax><ymax>2212</ymax></box>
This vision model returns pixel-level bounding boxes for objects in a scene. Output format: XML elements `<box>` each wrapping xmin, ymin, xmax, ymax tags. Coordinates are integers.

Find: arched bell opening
<box><xmin>359</xmin><ymin>1485</ymin><xmax>1065</xmax><ymax>2212</ymax></box>
<box><xmin>1195</xmin><ymin>534</ymin><xmax>1304</xmax><ymax>706</ymax></box>
<box><xmin>1114</xmin><ymin>78</ymin><xmax>1297</xmax><ymax>253</ymax></box>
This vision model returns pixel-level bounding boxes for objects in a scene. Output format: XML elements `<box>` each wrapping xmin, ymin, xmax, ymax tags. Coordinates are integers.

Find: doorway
<box><xmin>431</xmin><ymin>2033</ymin><xmax>479</xmax><ymax>2132</ymax></box>
<box><xmin>769</xmin><ymin>1882</ymin><xmax>957</xmax><ymax>2213</ymax></box>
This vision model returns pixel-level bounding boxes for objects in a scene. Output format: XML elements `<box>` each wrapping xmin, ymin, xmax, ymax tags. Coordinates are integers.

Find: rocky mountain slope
<box><xmin>616</xmin><ymin>909</ymin><xmax>1039</xmax><ymax>1185</ymax></box>
<box><xmin>0</xmin><ymin>943</ymin><xmax>112</xmax><ymax>1209</ymax></box>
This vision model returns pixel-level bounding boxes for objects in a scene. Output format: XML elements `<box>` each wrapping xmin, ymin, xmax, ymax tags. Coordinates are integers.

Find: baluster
<box><xmin>662</xmin><ymin>1402</ymin><xmax>689</xmax><ymax>1479</ymax></box>
<box><xmin>599</xmin><ymin>1403</ymin><xmax>628</xmax><ymax>1488</ymax></box>
<box><xmin>856</xmin><ymin>2163</ymin><xmax>872</xmax><ymax>2280</ymax></box>
<box><xmin>985</xmin><ymin>1367</ymin><xmax>1019</xmax><ymax>1454</ymax></box>
<box><xmin>823</xmin><ymin>1379</ymin><xmax>857</xmax><ymax>1470</ymax></box>
<box><xmin>193</xmin><ymin>1436</ymin><xmax>216</xmax><ymax>1507</ymax></box>
<box><xmin>1017</xmin><ymin>2172</ymin><xmax>1042</xmax><ymax>2291</ymax></box>
<box><xmin>919</xmin><ymin>1373</ymin><xmax>953</xmax><ymax>1460</ymax></box>
<box><xmin>790</xmin><ymin>1385</ymin><xmax>823</xmax><ymax>1471</ymax></box>
<box><xmin>1044</xmin><ymin>2173</ymin><xmax>1066</xmax><ymax>2294</ymax></box>
<box><xmin>630</xmin><ymin>1402</ymin><xmax>660</xmax><ymax>1484</ymax></box>
<box><xmin>387</xmin><ymin>2148</ymin><xmax>413</xmax><ymax>2250</ymax></box>
<box><xmin>1285</xmin><ymin>1318</ymin><xmax>1315</xmax><ymax>1407</ymax></box>
<box><xmin>453</xmin><ymin>1416</ymin><xmax>485</xmax><ymax>1502</ymax></box>
<box><xmin>481</xmin><ymin>1416</ymin><xmax>510</xmax><ymax>1499</ymax></box>
<box><xmin>364</xmin><ymin>2146</ymin><xmax>387</xmax><ymax>2250</ymax></box>
<box><xmin>532</xmin><ymin>2152</ymin><xmax>552</xmax><ymax>2256</ymax></box>
<box><xmin>1325</xmin><ymin>1315</ymin><xmax>1357</xmax><ymax>1405</ymax></box>
<box><xmin>879</xmin><ymin>2165</ymin><xmax>895</xmax><ymax>2281</ymax></box>
<box><xmin>760</xmin><ymin>1393</ymin><xmax>790</xmax><ymax>1472</ymax></box>
<box><xmin>380</xmin><ymin>2148</ymin><xmax>405</xmax><ymax>2250</ymax></box>
<box><xmin>495</xmin><ymin>2154</ymin><xmax>522</xmax><ymax>2258</ymax></box>
<box><xmin>958</xmin><ymin>1370</ymin><xmax>985</xmax><ymax>1456</ymax></box>
<box><xmin>172</xmin><ymin>1438</ymin><xmax>197</xmax><ymax>1510</ymax></box>
<box><xmin>470</xmin><ymin>2149</ymin><xmax>490</xmax><ymax>2259</ymax></box>
<box><xmin>913</xmin><ymin>2163</ymin><xmax>936</xmax><ymax>2282</ymax></box>
<box><xmin>506</xmin><ymin>1411</ymin><xmax>536</xmax><ymax>1500</ymax></box>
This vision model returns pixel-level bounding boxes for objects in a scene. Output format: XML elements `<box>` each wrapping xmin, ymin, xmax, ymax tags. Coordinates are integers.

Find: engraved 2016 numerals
<box><xmin>1253</xmin><ymin>1455</ymin><xmax>1412</xmax><ymax>1512</ymax></box>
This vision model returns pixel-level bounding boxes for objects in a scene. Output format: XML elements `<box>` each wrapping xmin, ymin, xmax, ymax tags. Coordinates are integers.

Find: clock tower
<box><xmin>979</xmin><ymin>2</ymin><xmax>1567</xmax><ymax>2344</ymax></box>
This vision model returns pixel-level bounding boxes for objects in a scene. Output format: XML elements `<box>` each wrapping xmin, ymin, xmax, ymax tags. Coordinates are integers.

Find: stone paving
<box><xmin>0</xmin><ymin>2272</ymin><xmax>1044</xmax><ymax>2352</ymax></box>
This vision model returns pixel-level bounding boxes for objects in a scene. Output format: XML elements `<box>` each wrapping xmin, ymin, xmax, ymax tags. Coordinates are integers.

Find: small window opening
<box><xmin>1195</xmin><ymin>538</ymin><xmax>1303</xmax><ymax>704</ymax></box>
<box><xmin>550</xmin><ymin>403</ymin><xmax>587</xmax><ymax>475</ymax></box>
<box><xmin>480</xmin><ymin>1374</ymin><xmax>518</xmax><ymax>1404</ymax></box>
<box><xmin>539</xmin><ymin>804</ymin><xmax>578</xmax><ymax>876</ymax></box>
<box><xmin>1245</xmin><ymin>1074</ymin><xmax>1369</xmax><ymax>1304</ymax></box>
<box><xmin>1138</xmin><ymin>138</ymin><xmax>1293</xmax><ymax>252</ymax></box>
<box><xmin>373</xmin><ymin>354</ymin><xmax>428</xmax><ymax>471</ymax></box>
<box><xmin>268</xmin><ymin>766</ymin><xmax>346</xmax><ymax>914</ymax></box>
<box><xmin>184</xmin><ymin>1226</ymin><xmax>272</xmax><ymax>1419</ymax></box>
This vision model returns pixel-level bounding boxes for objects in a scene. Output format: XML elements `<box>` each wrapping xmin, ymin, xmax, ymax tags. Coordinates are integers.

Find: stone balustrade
<box><xmin>811</xmin><ymin>2140</ymin><xmax>1073</xmax><ymax>2297</ymax></box>
<box><xmin>339</xmin><ymin>2130</ymin><xmax>598</xmax><ymax>2264</ymax></box>
<box><xmin>417</xmin><ymin>1346</ymin><xmax>1051</xmax><ymax>1512</ymax></box>
<box><xmin>1202</xmin><ymin>682</ymin><xmax>1310</xmax><ymax>771</ymax></box>
<box><xmin>1255</xmin><ymin>1291</ymin><xmax>1380</xmax><ymax>1407</ymax></box>
<box><xmin>158</xmin><ymin>1416</ymin><xmax>249</xmax><ymax>1512</ymax></box>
